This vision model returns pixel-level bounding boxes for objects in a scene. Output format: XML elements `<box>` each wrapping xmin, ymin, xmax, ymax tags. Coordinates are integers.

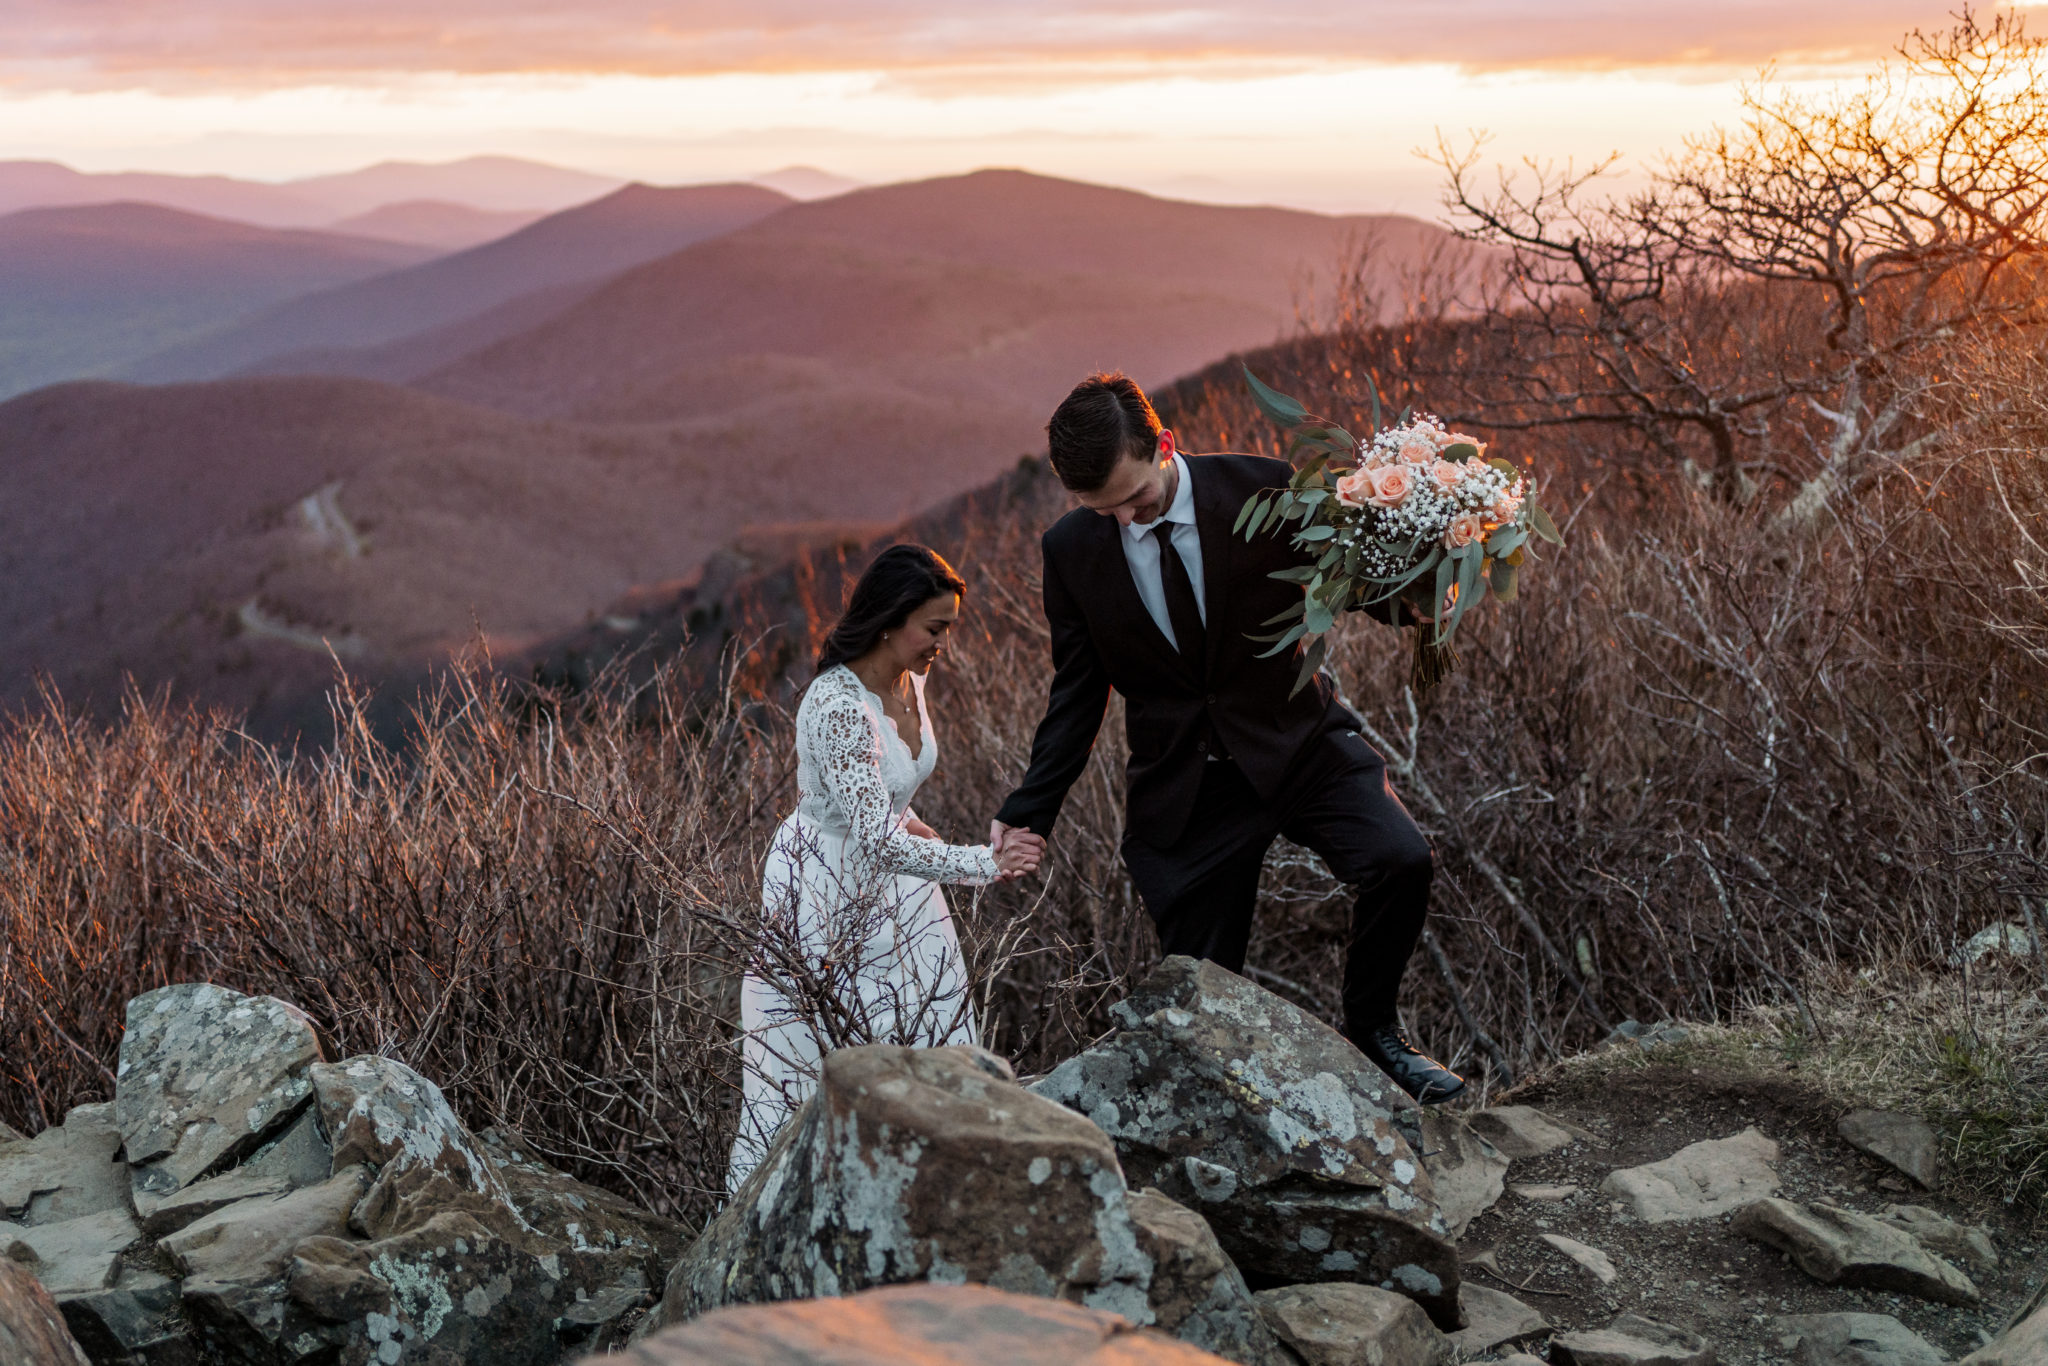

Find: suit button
<box><xmin>1196</xmin><ymin>740</ymin><xmax>1209</xmax><ymax>753</ymax></box>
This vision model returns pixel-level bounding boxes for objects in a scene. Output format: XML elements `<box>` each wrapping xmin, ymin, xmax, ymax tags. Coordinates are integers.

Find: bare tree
<box><xmin>1432</xmin><ymin>10</ymin><xmax>2048</xmax><ymax>520</ymax></box>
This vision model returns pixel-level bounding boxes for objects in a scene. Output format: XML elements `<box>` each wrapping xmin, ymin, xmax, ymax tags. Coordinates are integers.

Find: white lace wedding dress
<box><xmin>728</xmin><ymin>663</ymin><xmax>998</xmax><ymax>1192</ymax></box>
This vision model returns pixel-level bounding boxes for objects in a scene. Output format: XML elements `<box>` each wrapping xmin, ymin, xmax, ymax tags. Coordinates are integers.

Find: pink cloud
<box><xmin>0</xmin><ymin>2</ymin><xmax>1962</xmax><ymax>91</ymax></box>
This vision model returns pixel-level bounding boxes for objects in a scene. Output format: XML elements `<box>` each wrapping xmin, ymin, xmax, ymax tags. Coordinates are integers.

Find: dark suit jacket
<box><xmin>995</xmin><ymin>452</ymin><xmax>1397</xmax><ymax>848</ymax></box>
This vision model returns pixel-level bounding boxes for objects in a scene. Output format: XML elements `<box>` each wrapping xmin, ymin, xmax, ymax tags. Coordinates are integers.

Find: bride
<box><xmin>728</xmin><ymin>543</ymin><xmax>1044</xmax><ymax>1191</ymax></box>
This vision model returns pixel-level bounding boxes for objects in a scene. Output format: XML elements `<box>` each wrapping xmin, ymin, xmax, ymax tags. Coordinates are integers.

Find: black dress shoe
<box><xmin>1358</xmin><ymin>1023</ymin><xmax>1467</xmax><ymax>1105</ymax></box>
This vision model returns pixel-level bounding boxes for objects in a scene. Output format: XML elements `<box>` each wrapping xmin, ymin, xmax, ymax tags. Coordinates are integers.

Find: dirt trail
<box><xmin>1457</xmin><ymin>1059</ymin><xmax>2043</xmax><ymax>1363</ymax></box>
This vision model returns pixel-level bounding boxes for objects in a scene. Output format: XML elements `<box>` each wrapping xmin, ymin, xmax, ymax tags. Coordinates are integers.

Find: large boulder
<box><xmin>163</xmin><ymin>1055</ymin><xmax>685</xmax><ymax>1365</ymax></box>
<box><xmin>1836</xmin><ymin>1111</ymin><xmax>1938</xmax><ymax>1190</ymax></box>
<box><xmin>0</xmin><ymin>1208</ymin><xmax>145</xmax><ymax>1296</ymax></box>
<box><xmin>1030</xmin><ymin>958</ymin><xmax>1459</xmax><ymax>1326</ymax></box>
<box><xmin>608</xmin><ymin>1282</ymin><xmax>1234</xmax><ymax>1365</ymax></box>
<box><xmin>115</xmin><ymin>985</ymin><xmax>325</xmax><ymax>1211</ymax></box>
<box><xmin>1416</xmin><ymin>1113</ymin><xmax>1507</xmax><ymax>1239</ymax></box>
<box><xmin>0</xmin><ymin>1260</ymin><xmax>92</xmax><ymax>1366</ymax></box>
<box><xmin>308</xmin><ymin>1054</ymin><xmax>527</xmax><ymax>1240</ymax></box>
<box><xmin>644</xmin><ymin>1045</ymin><xmax>1159</xmax><ymax>1337</ymax></box>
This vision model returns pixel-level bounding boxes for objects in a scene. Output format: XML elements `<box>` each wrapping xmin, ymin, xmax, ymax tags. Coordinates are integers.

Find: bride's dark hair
<box><xmin>816</xmin><ymin>543</ymin><xmax>967</xmax><ymax>672</ymax></box>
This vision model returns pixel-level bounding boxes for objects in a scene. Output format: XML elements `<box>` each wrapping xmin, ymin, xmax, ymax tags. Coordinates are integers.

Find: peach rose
<box><xmin>1368</xmin><ymin>463</ymin><xmax>1415</xmax><ymax>507</ymax></box>
<box><xmin>1430</xmin><ymin>459</ymin><xmax>1467</xmax><ymax>491</ymax></box>
<box><xmin>1445</xmin><ymin>432</ymin><xmax>1487</xmax><ymax>458</ymax></box>
<box><xmin>1398</xmin><ymin>437</ymin><xmax>1438</xmax><ymax>464</ymax></box>
<box><xmin>1491</xmin><ymin>491</ymin><xmax>1524</xmax><ymax>523</ymax></box>
<box><xmin>1443</xmin><ymin>512</ymin><xmax>1485</xmax><ymax>549</ymax></box>
<box><xmin>1334</xmin><ymin>469</ymin><xmax>1375</xmax><ymax>508</ymax></box>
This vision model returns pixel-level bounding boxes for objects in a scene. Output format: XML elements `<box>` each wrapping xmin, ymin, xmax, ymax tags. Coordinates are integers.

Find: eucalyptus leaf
<box><xmin>1530</xmin><ymin>503</ymin><xmax>1564</xmax><ymax>545</ymax></box>
<box><xmin>1298</xmin><ymin>525</ymin><xmax>1336</xmax><ymax>541</ymax></box>
<box><xmin>1256</xmin><ymin>623</ymin><xmax>1308</xmax><ymax>658</ymax></box>
<box><xmin>1489</xmin><ymin>557</ymin><xmax>1519</xmax><ymax>602</ymax></box>
<box><xmin>1443</xmin><ymin>442</ymin><xmax>1481</xmax><ymax>461</ymax></box>
<box><xmin>1267</xmin><ymin>565</ymin><xmax>1318</xmax><ymax>585</ymax></box>
<box><xmin>1446</xmin><ymin>546</ymin><xmax>1484</xmax><ymax>641</ymax></box>
<box><xmin>1244</xmin><ymin>366</ymin><xmax>1308</xmax><ymax>428</ymax></box>
<box><xmin>1432</xmin><ymin>554</ymin><xmax>1456</xmax><ymax>633</ymax></box>
<box><xmin>1290</xmin><ymin>635</ymin><xmax>1328</xmax><ymax>698</ymax></box>
<box><xmin>1304</xmin><ymin>598</ymin><xmax>1336</xmax><ymax>635</ymax></box>
<box><xmin>1233</xmin><ymin>494</ymin><xmax>1262</xmax><ymax>535</ymax></box>
<box><xmin>1260</xmin><ymin>598</ymin><xmax>1308</xmax><ymax>625</ymax></box>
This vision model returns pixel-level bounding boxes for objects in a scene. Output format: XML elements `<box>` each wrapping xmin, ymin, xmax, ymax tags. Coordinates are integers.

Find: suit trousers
<box><xmin>1119</xmin><ymin>729</ymin><xmax>1433</xmax><ymax>1041</ymax></box>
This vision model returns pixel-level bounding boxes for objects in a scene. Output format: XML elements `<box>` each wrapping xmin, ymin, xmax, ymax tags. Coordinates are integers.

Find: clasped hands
<box><xmin>900</xmin><ymin>814</ymin><xmax>1044</xmax><ymax>881</ymax></box>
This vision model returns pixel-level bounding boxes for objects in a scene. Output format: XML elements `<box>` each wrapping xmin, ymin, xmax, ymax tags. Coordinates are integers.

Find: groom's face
<box><xmin>1076</xmin><ymin>433</ymin><xmax>1175</xmax><ymax>527</ymax></box>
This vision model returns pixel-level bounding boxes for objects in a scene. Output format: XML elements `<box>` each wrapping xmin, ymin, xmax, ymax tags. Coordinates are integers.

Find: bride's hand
<box><xmin>904</xmin><ymin>815</ymin><xmax>940</xmax><ymax>840</ymax></box>
<box><xmin>995</xmin><ymin>832</ymin><xmax>1044</xmax><ymax>880</ymax></box>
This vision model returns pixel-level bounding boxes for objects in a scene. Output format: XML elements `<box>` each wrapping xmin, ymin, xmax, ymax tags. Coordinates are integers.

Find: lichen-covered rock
<box><xmin>309</xmin><ymin>1055</ymin><xmax>528</xmax><ymax>1241</ymax></box>
<box><xmin>1126</xmin><ymin>1188</ymin><xmax>1293</xmax><ymax>1366</ymax></box>
<box><xmin>1031</xmin><ymin>957</ymin><xmax>1458</xmax><ymax>1327</ymax></box>
<box><xmin>0</xmin><ymin>1103</ymin><xmax>130</xmax><ymax>1227</ymax></box>
<box><xmin>116</xmin><ymin>984</ymin><xmax>324</xmax><ymax>1207</ymax></box>
<box><xmin>1732</xmin><ymin>1198</ymin><xmax>1978</xmax><ymax>1306</ymax></box>
<box><xmin>0</xmin><ymin>1260</ymin><xmax>93</xmax><ymax>1366</ymax></box>
<box><xmin>644</xmin><ymin>1045</ymin><xmax>1157</xmax><ymax>1339</ymax></box>
<box><xmin>610</xmin><ymin>1281</ymin><xmax>1235</xmax><ymax>1365</ymax></box>
<box><xmin>1252</xmin><ymin>1282</ymin><xmax>1452</xmax><ymax>1366</ymax></box>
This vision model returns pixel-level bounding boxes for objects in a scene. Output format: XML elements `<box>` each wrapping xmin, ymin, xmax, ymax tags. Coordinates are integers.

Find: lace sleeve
<box><xmin>807</xmin><ymin>693</ymin><xmax>999</xmax><ymax>886</ymax></box>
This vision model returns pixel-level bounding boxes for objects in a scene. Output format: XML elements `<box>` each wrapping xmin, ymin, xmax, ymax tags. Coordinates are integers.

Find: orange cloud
<box><xmin>0</xmin><ymin>2</ymin><xmax>1965</xmax><ymax>92</ymax></box>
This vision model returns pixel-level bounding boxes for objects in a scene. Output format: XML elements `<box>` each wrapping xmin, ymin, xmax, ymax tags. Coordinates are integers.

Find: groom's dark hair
<box><xmin>1047</xmin><ymin>372</ymin><xmax>1161</xmax><ymax>492</ymax></box>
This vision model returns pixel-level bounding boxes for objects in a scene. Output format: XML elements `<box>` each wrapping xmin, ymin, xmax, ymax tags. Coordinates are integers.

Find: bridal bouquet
<box><xmin>1235</xmin><ymin>367</ymin><xmax>1561</xmax><ymax>692</ymax></box>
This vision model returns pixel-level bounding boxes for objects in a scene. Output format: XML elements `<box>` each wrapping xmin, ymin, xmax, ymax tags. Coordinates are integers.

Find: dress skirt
<box><xmin>727</xmin><ymin>810</ymin><xmax>978</xmax><ymax>1193</ymax></box>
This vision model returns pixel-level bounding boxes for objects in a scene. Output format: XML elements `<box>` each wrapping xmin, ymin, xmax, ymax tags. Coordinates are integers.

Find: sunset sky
<box><xmin>1</xmin><ymin>2</ymin><xmax>1995</xmax><ymax>213</ymax></box>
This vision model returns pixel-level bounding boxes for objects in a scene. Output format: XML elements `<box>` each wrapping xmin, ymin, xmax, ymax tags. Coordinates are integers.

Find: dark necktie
<box><xmin>1153</xmin><ymin>523</ymin><xmax>1206</xmax><ymax>668</ymax></box>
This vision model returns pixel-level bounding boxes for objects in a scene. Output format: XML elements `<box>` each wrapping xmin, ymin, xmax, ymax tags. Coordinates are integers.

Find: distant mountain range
<box><xmin>0</xmin><ymin>155</ymin><xmax>627</xmax><ymax>228</ymax></box>
<box><xmin>0</xmin><ymin>203</ymin><xmax>436</xmax><ymax>400</ymax></box>
<box><xmin>325</xmin><ymin>201</ymin><xmax>548</xmax><ymax>251</ymax></box>
<box><xmin>0</xmin><ymin>169</ymin><xmax>1460</xmax><ymax>741</ymax></box>
<box><xmin>127</xmin><ymin>182</ymin><xmax>794</xmax><ymax>384</ymax></box>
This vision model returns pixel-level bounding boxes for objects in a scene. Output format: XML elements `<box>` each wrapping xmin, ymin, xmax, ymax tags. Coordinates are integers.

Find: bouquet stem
<box><xmin>1412</xmin><ymin>630</ymin><xmax>1458</xmax><ymax>693</ymax></box>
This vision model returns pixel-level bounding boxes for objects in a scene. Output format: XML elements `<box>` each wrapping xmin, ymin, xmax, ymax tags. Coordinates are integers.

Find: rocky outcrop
<box><xmin>115</xmin><ymin>985</ymin><xmax>325</xmax><ymax>1213</ymax></box>
<box><xmin>1732</xmin><ymin>1199</ymin><xmax>1978</xmax><ymax>1305</ymax></box>
<box><xmin>645</xmin><ymin>1045</ymin><xmax>1159</xmax><ymax>1337</ymax></box>
<box><xmin>0</xmin><ymin>1261</ymin><xmax>93</xmax><ymax>1366</ymax></box>
<box><xmin>0</xmin><ymin>982</ymin><xmax>686</xmax><ymax>1366</ymax></box>
<box><xmin>1251</xmin><ymin>1283</ymin><xmax>1451</xmax><ymax>1366</ymax></box>
<box><xmin>1876</xmin><ymin>1204</ymin><xmax>1997</xmax><ymax>1276</ymax></box>
<box><xmin>1030</xmin><ymin>958</ymin><xmax>1459</xmax><ymax>1327</ymax></box>
<box><xmin>1599</xmin><ymin>1129</ymin><xmax>1780</xmax><ymax>1224</ymax></box>
<box><xmin>609</xmin><ymin>1282</ymin><xmax>1235</xmax><ymax>1365</ymax></box>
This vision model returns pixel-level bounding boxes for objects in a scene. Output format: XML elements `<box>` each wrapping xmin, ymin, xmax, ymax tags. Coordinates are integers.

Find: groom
<box><xmin>992</xmin><ymin>372</ymin><xmax>1464</xmax><ymax>1102</ymax></box>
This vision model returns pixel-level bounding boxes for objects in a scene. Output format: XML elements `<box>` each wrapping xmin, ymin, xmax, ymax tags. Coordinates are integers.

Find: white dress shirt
<box><xmin>1119</xmin><ymin>452</ymin><xmax>1207</xmax><ymax>651</ymax></box>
